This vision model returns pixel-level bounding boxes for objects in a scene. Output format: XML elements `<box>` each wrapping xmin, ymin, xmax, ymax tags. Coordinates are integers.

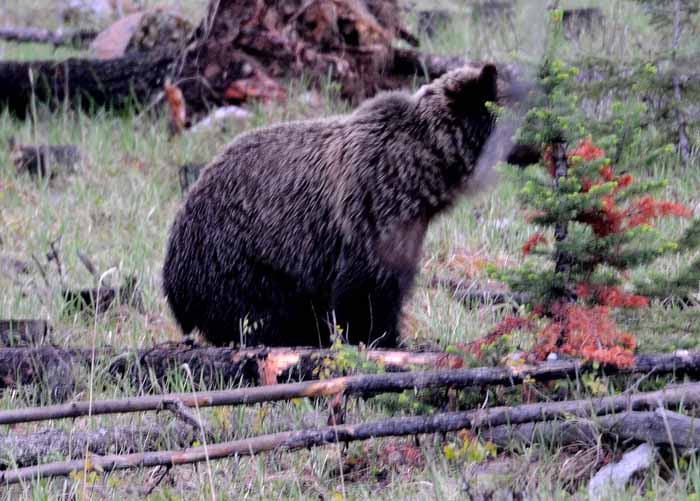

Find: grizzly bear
<box><xmin>163</xmin><ymin>64</ymin><xmax>499</xmax><ymax>348</ymax></box>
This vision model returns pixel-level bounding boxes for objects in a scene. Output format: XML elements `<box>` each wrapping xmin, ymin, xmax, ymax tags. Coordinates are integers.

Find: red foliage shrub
<box><xmin>522</xmin><ymin>233</ymin><xmax>547</xmax><ymax>255</ymax></box>
<box><xmin>465</xmin><ymin>315</ymin><xmax>535</xmax><ymax>357</ymax></box>
<box><xmin>569</xmin><ymin>138</ymin><xmax>605</xmax><ymax>162</ymax></box>
<box><xmin>576</xmin><ymin>284</ymin><xmax>649</xmax><ymax>309</ymax></box>
<box><xmin>533</xmin><ymin>304</ymin><xmax>636</xmax><ymax>367</ymax></box>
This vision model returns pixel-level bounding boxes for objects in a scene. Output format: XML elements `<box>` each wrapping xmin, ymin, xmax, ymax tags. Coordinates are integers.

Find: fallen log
<box><xmin>429</xmin><ymin>276</ymin><xmax>530</xmax><ymax>308</ymax></box>
<box><xmin>0</xmin><ymin>320</ymin><xmax>51</xmax><ymax>346</ymax></box>
<box><xmin>11</xmin><ymin>143</ymin><xmax>81</xmax><ymax>178</ymax></box>
<box><xmin>3</xmin><ymin>383</ymin><xmax>700</xmax><ymax>485</ymax></box>
<box><xmin>3</xmin><ymin>351</ymin><xmax>700</xmax><ymax>425</ymax></box>
<box><xmin>483</xmin><ymin>408</ymin><xmax>700</xmax><ymax>450</ymax></box>
<box><xmin>0</xmin><ymin>345</ymin><xmax>466</xmax><ymax>392</ymax></box>
<box><xmin>1</xmin><ymin>346</ymin><xmax>700</xmax><ymax>395</ymax></box>
<box><xmin>62</xmin><ymin>276</ymin><xmax>144</xmax><ymax>315</ymax></box>
<box><xmin>0</xmin><ymin>51</ymin><xmax>175</xmax><ymax>117</ymax></box>
<box><xmin>0</xmin><ymin>421</ymin><xmax>194</xmax><ymax>468</ymax></box>
<box><xmin>0</xmin><ymin>27</ymin><xmax>98</xmax><ymax>48</ymax></box>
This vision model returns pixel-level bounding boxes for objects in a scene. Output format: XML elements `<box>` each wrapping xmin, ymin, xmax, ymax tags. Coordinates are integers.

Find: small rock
<box><xmin>189</xmin><ymin>106</ymin><xmax>251</xmax><ymax>133</ymax></box>
<box><xmin>588</xmin><ymin>443</ymin><xmax>655</xmax><ymax>499</ymax></box>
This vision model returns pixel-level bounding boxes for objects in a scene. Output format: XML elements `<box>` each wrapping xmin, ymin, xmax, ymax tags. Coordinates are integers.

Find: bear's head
<box><xmin>413</xmin><ymin>64</ymin><xmax>504</xmax><ymax>194</ymax></box>
<box><xmin>414</xmin><ymin>63</ymin><xmax>499</xmax><ymax>143</ymax></box>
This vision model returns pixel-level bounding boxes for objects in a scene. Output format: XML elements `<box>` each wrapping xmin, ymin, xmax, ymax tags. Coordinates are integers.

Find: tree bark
<box><xmin>0</xmin><ymin>52</ymin><xmax>174</xmax><ymax>117</ymax></box>
<box><xmin>2</xmin><ymin>351</ymin><xmax>700</xmax><ymax>425</ymax></box>
<box><xmin>0</xmin><ymin>345</ymin><xmax>467</xmax><ymax>393</ymax></box>
<box><xmin>0</xmin><ymin>320</ymin><xmax>50</xmax><ymax>346</ymax></box>
<box><xmin>3</xmin><ymin>384</ymin><xmax>700</xmax><ymax>484</ymax></box>
<box><xmin>1</xmin><ymin>346</ymin><xmax>700</xmax><ymax>394</ymax></box>
<box><xmin>0</xmin><ymin>421</ymin><xmax>194</xmax><ymax>468</ymax></box>
<box><xmin>0</xmin><ymin>27</ymin><xmax>97</xmax><ymax>48</ymax></box>
<box><xmin>483</xmin><ymin>408</ymin><xmax>700</xmax><ymax>450</ymax></box>
<box><xmin>429</xmin><ymin>276</ymin><xmax>530</xmax><ymax>308</ymax></box>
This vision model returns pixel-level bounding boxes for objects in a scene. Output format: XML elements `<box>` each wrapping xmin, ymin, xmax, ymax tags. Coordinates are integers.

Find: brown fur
<box><xmin>163</xmin><ymin>65</ymin><xmax>499</xmax><ymax>347</ymax></box>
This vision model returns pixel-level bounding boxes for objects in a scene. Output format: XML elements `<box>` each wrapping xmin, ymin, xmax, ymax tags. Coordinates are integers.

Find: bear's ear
<box><xmin>445</xmin><ymin>64</ymin><xmax>498</xmax><ymax>116</ymax></box>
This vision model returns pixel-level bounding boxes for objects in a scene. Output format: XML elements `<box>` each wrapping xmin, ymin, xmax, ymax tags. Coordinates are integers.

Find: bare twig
<box><xmin>429</xmin><ymin>276</ymin><xmax>530</xmax><ymax>307</ymax></box>
<box><xmin>30</xmin><ymin>254</ymin><xmax>50</xmax><ymax>289</ymax></box>
<box><xmin>3</xmin><ymin>384</ymin><xmax>700</xmax><ymax>485</ymax></box>
<box><xmin>46</xmin><ymin>237</ymin><xmax>65</xmax><ymax>288</ymax></box>
<box><xmin>0</xmin><ymin>27</ymin><xmax>97</xmax><ymax>48</ymax></box>
<box><xmin>140</xmin><ymin>466</ymin><xmax>172</xmax><ymax>496</ymax></box>
<box><xmin>162</xmin><ymin>399</ymin><xmax>214</xmax><ymax>441</ymax></box>
<box><xmin>76</xmin><ymin>251</ymin><xmax>98</xmax><ymax>280</ymax></box>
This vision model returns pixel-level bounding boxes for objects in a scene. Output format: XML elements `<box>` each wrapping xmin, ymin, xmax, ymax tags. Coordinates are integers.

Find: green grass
<box><xmin>1</xmin><ymin>0</ymin><xmax>700</xmax><ymax>498</ymax></box>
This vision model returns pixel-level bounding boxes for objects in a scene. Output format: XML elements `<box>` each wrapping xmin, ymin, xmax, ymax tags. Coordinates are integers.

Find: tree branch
<box><xmin>0</xmin><ymin>27</ymin><xmax>97</xmax><ymax>48</ymax></box>
<box><xmin>3</xmin><ymin>384</ymin><xmax>700</xmax><ymax>484</ymax></box>
<box><xmin>2</xmin><ymin>351</ymin><xmax>700</xmax><ymax>425</ymax></box>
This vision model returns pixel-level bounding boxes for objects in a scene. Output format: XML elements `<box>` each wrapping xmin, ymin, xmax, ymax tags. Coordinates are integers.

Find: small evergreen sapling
<box><xmin>483</xmin><ymin>58</ymin><xmax>700</xmax><ymax>368</ymax></box>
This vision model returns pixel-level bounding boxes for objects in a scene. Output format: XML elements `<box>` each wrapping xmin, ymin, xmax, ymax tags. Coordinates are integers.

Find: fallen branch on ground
<box><xmin>0</xmin><ymin>0</ymin><xmax>520</xmax><ymax>116</ymax></box>
<box><xmin>2</xmin><ymin>352</ymin><xmax>700</xmax><ymax>425</ymax></box>
<box><xmin>1</xmin><ymin>345</ymin><xmax>700</xmax><ymax>395</ymax></box>
<box><xmin>0</xmin><ymin>27</ymin><xmax>97</xmax><ymax>48</ymax></box>
<box><xmin>0</xmin><ymin>320</ymin><xmax>50</xmax><ymax>347</ymax></box>
<box><xmin>429</xmin><ymin>276</ymin><xmax>530</xmax><ymax>307</ymax></box>
<box><xmin>482</xmin><ymin>408</ymin><xmax>700</xmax><ymax>449</ymax></box>
<box><xmin>0</xmin><ymin>345</ymin><xmax>466</xmax><ymax>393</ymax></box>
<box><xmin>0</xmin><ymin>421</ymin><xmax>194</xmax><ymax>468</ymax></box>
<box><xmin>11</xmin><ymin>143</ymin><xmax>82</xmax><ymax>178</ymax></box>
<box><xmin>3</xmin><ymin>383</ymin><xmax>700</xmax><ymax>484</ymax></box>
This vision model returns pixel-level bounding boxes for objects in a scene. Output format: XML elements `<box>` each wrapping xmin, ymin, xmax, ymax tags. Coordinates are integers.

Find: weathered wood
<box><xmin>0</xmin><ymin>0</ymin><xmax>516</xmax><ymax>116</ymax></box>
<box><xmin>0</xmin><ymin>27</ymin><xmax>97</xmax><ymax>48</ymax></box>
<box><xmin>3</xmin><ymin>384</ymin><xmax>700</xmax><ymax>485</ymax></box>
<box><xmin>0</xmin><ymin>320</ymin><xmax>51</xmax><ymax>346</ymax></box>
<box><xmin>2</xmin><ymin>345</ymin><xmax>699</xmax><ymax>396</ymax></box>
<box><xmin>2</xmin><ymin>346</ymin><xmax>700</xmax><ymax>393</ymax></box>
<box><xmin>0</xmin><ymin>412</ymin><xmax>465</xmax><ymax>484</ymax></box>
<box><xmin>3</xmin><ymin>352</ymin><xmax>700</xmax><ymax>425</ymax></box>
<box><xmin>0</xmin><ymin>52</ymin><xmax>174</xmax><ymax>117</ymax></box>
<box><xmin>562</xmin><ymin>8</ymin><xmax>604</xmax><ymax>40</ymax></box>
<box><xmin>62</xmin><ymin>276</ymin><xmax>144</xmax><ymax>315</ymax></box>
<box><xmin>0</xmin><ymin>346</ymin><xmax>76</xmax><ymax>401</ymax></box>
<box><xmin>11</xmin><ymin>143</ymin><xmax>81</xmax><ymax>178</ymax></box>
<box><xmin>430</xmin><ymin>276</ymin><xmax>530</xmax><ymax>308</ymax></box>
<box><xmin>391</xmin><ymin>48</ymin><xmax>476</xmax><ymax>79</ymax></box>
<box><xmin>483</xmin><ymin>408</ymin><xmax>700</xmax><ymax>450</ymax></box>
<box><xmin>0</xmin><ymin>421</ymin><xmax>194</xmax><ymax>468</ymax></box>
<box><xmin>0</xmin><ymin>345</ymin><xmax>466</xmax><ymax>393</ymax></box>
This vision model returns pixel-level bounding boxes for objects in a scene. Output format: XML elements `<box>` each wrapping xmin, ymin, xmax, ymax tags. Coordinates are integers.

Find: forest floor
<box><xmin>1</xmin><ymin>0</ymin><xmax>700</xmax><ymax>499</ymax></box>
